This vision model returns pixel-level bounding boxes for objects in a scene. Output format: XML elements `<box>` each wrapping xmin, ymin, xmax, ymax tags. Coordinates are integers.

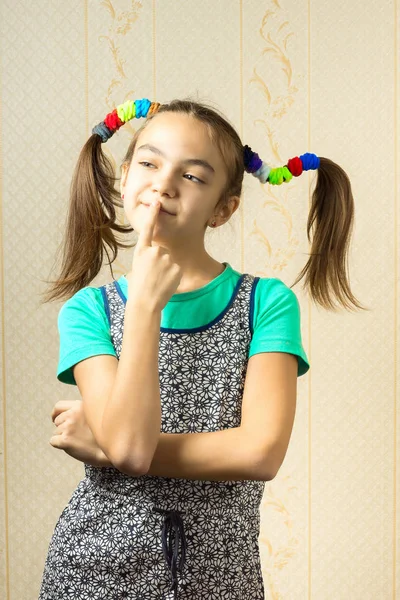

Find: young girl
<box><xmin>39</xmin><ymin>98</ymin><xmax>366</xmax><ymax>599</ymax></box>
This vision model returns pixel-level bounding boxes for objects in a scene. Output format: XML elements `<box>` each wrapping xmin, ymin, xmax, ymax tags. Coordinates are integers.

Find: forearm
<box><xmin>101</xmin><ymin>300</ymin><xmax>161</xmax><ymax>472</ymax></box>
<box><xmin>96</xmin><ymin>428</ymin><xmax>270</xmax><ymax>480</ymax></box>
<box><xmin>147</xmin><ymin>428</ymin><xmax>270</xmax><ymax>481</ymax></box>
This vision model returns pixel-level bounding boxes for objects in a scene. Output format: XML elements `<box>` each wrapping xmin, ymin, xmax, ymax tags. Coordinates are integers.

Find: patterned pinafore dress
<box><xmin>39</xmin><ymin>273</ymin><xmax>266</xmax><ymax>599</ymax></box>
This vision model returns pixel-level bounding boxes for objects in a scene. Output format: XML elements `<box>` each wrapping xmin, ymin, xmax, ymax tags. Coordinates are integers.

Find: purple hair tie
<box><xmin>243</xmin><ymin>145</ymin><xmax>263</xmax><ymax>173</ymax></box>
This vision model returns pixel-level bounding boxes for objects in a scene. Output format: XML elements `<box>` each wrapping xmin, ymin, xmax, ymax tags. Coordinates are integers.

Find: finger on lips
<box><xmin>137</xmin><ymin>200</ymin><xmax>160</xmax><ymax>247</ymax></box>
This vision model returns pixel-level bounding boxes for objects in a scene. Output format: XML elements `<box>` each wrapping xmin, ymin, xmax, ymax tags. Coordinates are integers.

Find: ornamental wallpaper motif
<box><xmin>0</xmin><ymin>1</ymin><xmax>399</xmax><ymax>598</ymax></box>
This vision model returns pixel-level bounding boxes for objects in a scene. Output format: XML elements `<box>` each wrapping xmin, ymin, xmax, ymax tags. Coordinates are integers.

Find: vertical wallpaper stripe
<box><xmin>393</xmin><ymin>1</ymin><xmax>398</xmax><ymax>596</ymax></box>
<box><xmin>84</xmin><ymin>0</ymin><xmax>89</xmax><ymax>138</ymax></box>
<box><xmin>239</xmin><ymin>0</ymin><xmax>244</xmax><ymax>274</ymax></box>
<box><xmin>307</xmin><ymin>0</ymin><xmax>312</xmax><ymax>598</ymax></box>
<box><xmin>0</xmin><ymin>50</ymin><xmax>11</xmax><ymax>600</ymax></box>
<box><xmin>153</xmin><ymin>0</ymin><xmax>156</xmax><ymax>101</ymax></box>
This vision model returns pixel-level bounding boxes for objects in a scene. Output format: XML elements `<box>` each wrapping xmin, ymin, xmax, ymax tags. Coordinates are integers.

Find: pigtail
<box><xmin>291</xmin><ymin>157</ymin><xmax>368</xmax><ymax>312</ymax></box>
<box><xmin>41</xmin><ymin>134</ymin><xmax>135</xmax><ymax>303</ymax></box>
<box><xmin>244</xmin><ymin>145</ymin><xmax>367</xmax><ymax>312</ymax></box>
<box><xmin>41</xmin><ymin>97</ymin><xmax>368</xmax><ymax>312</ymax></box>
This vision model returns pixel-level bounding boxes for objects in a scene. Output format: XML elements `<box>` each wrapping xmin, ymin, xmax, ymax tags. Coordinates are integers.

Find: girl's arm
<box><xmin>97</xmin><ymin>428</ymin><xmax>265</xmax><ymax>481</ymax></box>
<box><xmin>73</xmin><ymin>300</ymin><xmax>162</xmax><ymax>476</ymax></box>
<box><xmin>148</xmin><ymin>429</ymin><xmax>269</xmax><ymax>481</ymax></box>
<box><xmin>98</xmin><ymin>352</ymin><xmax>298</xmax><ymax>482</ymax></box>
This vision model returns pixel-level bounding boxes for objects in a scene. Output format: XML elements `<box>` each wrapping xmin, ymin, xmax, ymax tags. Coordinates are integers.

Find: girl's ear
<box><xmin>120</xmin><ymin>163</ymin><xmax>129</xmax><ymax>196</ymax></box>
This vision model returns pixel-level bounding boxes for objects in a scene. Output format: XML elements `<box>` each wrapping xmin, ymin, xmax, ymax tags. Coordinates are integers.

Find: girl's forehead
<box><xmin>139</xmin><ymin>113</ymin><xmax>217</xmax><ymax>156</ymax></box>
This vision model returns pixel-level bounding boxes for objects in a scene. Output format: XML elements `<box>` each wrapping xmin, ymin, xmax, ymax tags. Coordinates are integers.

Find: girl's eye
<box><xmin>138</xmin><ymin>162</ymin><xmax>204</xmax><ymax>184</ymax></box>
<box><xmin>184</xmin><ymin>174</ymin><xmax>204</xmax><ymax>184</ymax></box>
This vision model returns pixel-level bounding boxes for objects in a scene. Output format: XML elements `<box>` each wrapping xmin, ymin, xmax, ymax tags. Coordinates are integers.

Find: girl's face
<box><xmin>120</xmin><ymin>112</ymin><xmax>230</xmax><ymax>245</ymax></box>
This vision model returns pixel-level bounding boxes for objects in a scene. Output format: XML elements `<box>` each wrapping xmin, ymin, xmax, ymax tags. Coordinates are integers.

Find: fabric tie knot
<box><xmin>153</xmin><ymin>506</ymin><xmax>187</xmax><ymax>599</ymax></box>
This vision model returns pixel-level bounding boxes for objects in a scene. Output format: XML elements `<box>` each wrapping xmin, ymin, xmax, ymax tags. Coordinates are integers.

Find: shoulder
<box><xmin>57</xmin><ymin>284</ymin><xmax>117</xmax><ymax>385</ymax></box>
<box><xmin>249</xmin><ymin>276</ymin><xmax>310</xmax><ymax>377</ymax></box>
<box><xmin>253</xmin><ymin>276</ymin><xmax>300</xmax><ymax>315</ymax></box>
<box><xmin>58</xmin><ymin>285</ymin><xmax>107</xmax><ymax>328</ymax></box>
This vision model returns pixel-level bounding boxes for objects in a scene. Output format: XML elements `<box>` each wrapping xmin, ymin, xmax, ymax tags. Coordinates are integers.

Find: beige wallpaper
<box><xmin>0</xmin><ymin>0</ymin><xmax>399</xmax><ymax>598</ymax></box>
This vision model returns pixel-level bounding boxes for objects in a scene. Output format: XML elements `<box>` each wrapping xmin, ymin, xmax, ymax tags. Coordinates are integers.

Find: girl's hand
<box><xmin>127</xmin><ymin>200</ymin><xmax>182</xmax><ymax>311</ymax></box>
<box><xmin>50</xmin><ymin>400</ymin><xmax>109</xmax><ymax>467</ymax></box>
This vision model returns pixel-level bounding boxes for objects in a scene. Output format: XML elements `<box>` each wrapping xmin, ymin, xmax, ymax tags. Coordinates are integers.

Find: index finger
<box><xmin>136</xmin><ymin>201</ymin><xmax>160</xmax><ymax>249</ymax></box>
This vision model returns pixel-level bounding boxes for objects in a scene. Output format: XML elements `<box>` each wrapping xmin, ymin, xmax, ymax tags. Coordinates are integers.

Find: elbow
<box><xmin>99</xmin><ymin>409</ymin><xmax>161</xmax><ymax>476</ymax></box>
<box><xmin>252</xmin><ymin>444</ymin><xmax>282</xmax><ymax>481</ymax></box>
<box><xmin>116</xmin><ymin>457</ymin><xmax>150</xmax><ymax>477</ymax></box>
<box><xmin>100</xmin><ymin>424</ymin><xmax>154</xmax><ymax>477</ymax></box>
<box><xmin>256</xmin><ymin>463</ymin><xmax>278</xmax><ymax>482</ymax></box>
<box><xmin>111</xmin><ymin>445</ymin><xmax>154</xmax><ymax>477</ymax></box>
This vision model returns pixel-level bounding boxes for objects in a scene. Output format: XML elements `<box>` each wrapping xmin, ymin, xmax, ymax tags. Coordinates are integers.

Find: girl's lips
<box><xmin>142</xmin><ymin>203</ymin><xmax>174</xmax><ymax>215</ymax></box>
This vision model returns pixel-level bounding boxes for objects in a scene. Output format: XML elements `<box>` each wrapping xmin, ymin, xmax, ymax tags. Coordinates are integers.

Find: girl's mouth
<box><xmin>142</xmin><ymin>203</ymin><xmax>174</xmax><ymax>215</ymax></box>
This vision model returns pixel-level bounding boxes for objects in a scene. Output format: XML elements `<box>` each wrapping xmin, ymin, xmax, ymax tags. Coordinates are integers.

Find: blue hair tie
<box><xmin>300</xmin><ymin>153</ymin><xmax>320</xmax><ymax>170</ymax></box>
<box><xmin>135</xmin><ymin>98</ymin><xmax>152</xmax><ymax>118</ymax></box>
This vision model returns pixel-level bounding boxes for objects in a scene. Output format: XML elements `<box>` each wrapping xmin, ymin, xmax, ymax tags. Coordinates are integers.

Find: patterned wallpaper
<box><xmin>0</xmin><ymin>0</ymin><xmax>399</xmax><ymax>598</ymax></box>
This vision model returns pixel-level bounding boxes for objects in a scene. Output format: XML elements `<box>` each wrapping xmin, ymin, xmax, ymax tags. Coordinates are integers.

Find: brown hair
<box><xmin>41</xmin><ymin>98</ymin><xmax>367</xmax><ymax>312</ymax></box>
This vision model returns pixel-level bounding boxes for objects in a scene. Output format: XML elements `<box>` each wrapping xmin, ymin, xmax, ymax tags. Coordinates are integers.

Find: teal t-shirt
<box><xmin>57</xmin><ymin>262</ymin><xmax>310</xmax><ymax>385</ymax></box>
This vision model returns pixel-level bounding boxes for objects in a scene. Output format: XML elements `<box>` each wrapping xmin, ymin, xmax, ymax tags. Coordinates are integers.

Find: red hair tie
<box><xmin>287</xmin><ymin>157</ymin><xmax>303</xmax><ymax>177</ymax></box>
<box><xmin>104</xmin><ymin>109</ymin><xmax>124</xmax><ymax>132</ymax></box>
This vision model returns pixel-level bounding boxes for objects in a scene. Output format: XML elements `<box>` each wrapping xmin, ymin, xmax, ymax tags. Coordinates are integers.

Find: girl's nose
<box><xmin>152</xmin><ymin>172</ymin><xmax>177</xmax><ymax>197</ymax></box>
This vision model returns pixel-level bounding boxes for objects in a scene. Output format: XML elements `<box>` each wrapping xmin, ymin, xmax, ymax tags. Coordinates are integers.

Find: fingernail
<box><xmin>151</xmin><ymin>200</ymin><xmax>159</xmax><ymax>207</ymax></box>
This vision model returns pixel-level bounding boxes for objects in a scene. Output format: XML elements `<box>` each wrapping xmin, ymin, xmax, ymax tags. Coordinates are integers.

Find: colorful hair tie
<box><xmin>243</xmin><ymin>145</ymin><xmax>320</xmax><ymax>185</ymax></box>
<box><xmin>287</xmin><ymin>156</ymin><xmax>303</xmax><ymax>176</ymax></box>
<box><xmin>268</xmin><ymin>166</ymin><xmax>293</xmax><ymax>185</ymax></box>
<box><xmin>92</xmin><ymin>98</ymin><xmax>321</xmax><ymax>187</ymax></box>
<box><xmin>243</xmin><ymin>145</ymin><xmax>263</xmax><ymax>173</ymax></box>
<box><xmin>299</xmin><ymin>153</ymin><xmax>320</xmax><ymax>170</ymax></box>
<box><xmin>92</xmin><ymin>98</ymin><xmax>161</xmax><ymax>142</ymax></box>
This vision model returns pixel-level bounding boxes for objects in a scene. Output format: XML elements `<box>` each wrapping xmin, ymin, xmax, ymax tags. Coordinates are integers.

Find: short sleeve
<box><xmin>57</xmin><ymin>286</ymin><xmax>117</xmax><ymax>386</ymax></box>
<box><xmin>248</xmin><ymin>277</ymin><xmax>310</xmax><ymax>377</ymax></box>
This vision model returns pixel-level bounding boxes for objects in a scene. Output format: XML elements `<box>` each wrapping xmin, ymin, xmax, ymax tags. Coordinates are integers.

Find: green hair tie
<box><xmin>268</xmin><ymin>166</ymin><xmax>293</xmax><ymax>185</ymax></box>
<box><xmin>117</xmin><ymin>100</ymin><xmax>137</xmax><ymax>123</ymax></box>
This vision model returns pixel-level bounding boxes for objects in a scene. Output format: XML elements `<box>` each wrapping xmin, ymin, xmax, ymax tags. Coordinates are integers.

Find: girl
<box><xmin>39</xmin><ymin>98</ymin><xmax>366</xmax><ymax>599</ymax></box>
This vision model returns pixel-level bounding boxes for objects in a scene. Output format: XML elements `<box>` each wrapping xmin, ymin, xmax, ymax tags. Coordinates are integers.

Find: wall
<box><xmin>0</xmin><ymin>1</ymin><xmax>399</xmax><ymax>598</ymax></box>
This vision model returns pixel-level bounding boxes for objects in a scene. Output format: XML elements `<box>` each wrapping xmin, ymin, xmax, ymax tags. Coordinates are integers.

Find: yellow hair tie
<box><xmin>117</xmin><ymin>100</ymin><xmax>136</xmax><ymax>123</ymax></box>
